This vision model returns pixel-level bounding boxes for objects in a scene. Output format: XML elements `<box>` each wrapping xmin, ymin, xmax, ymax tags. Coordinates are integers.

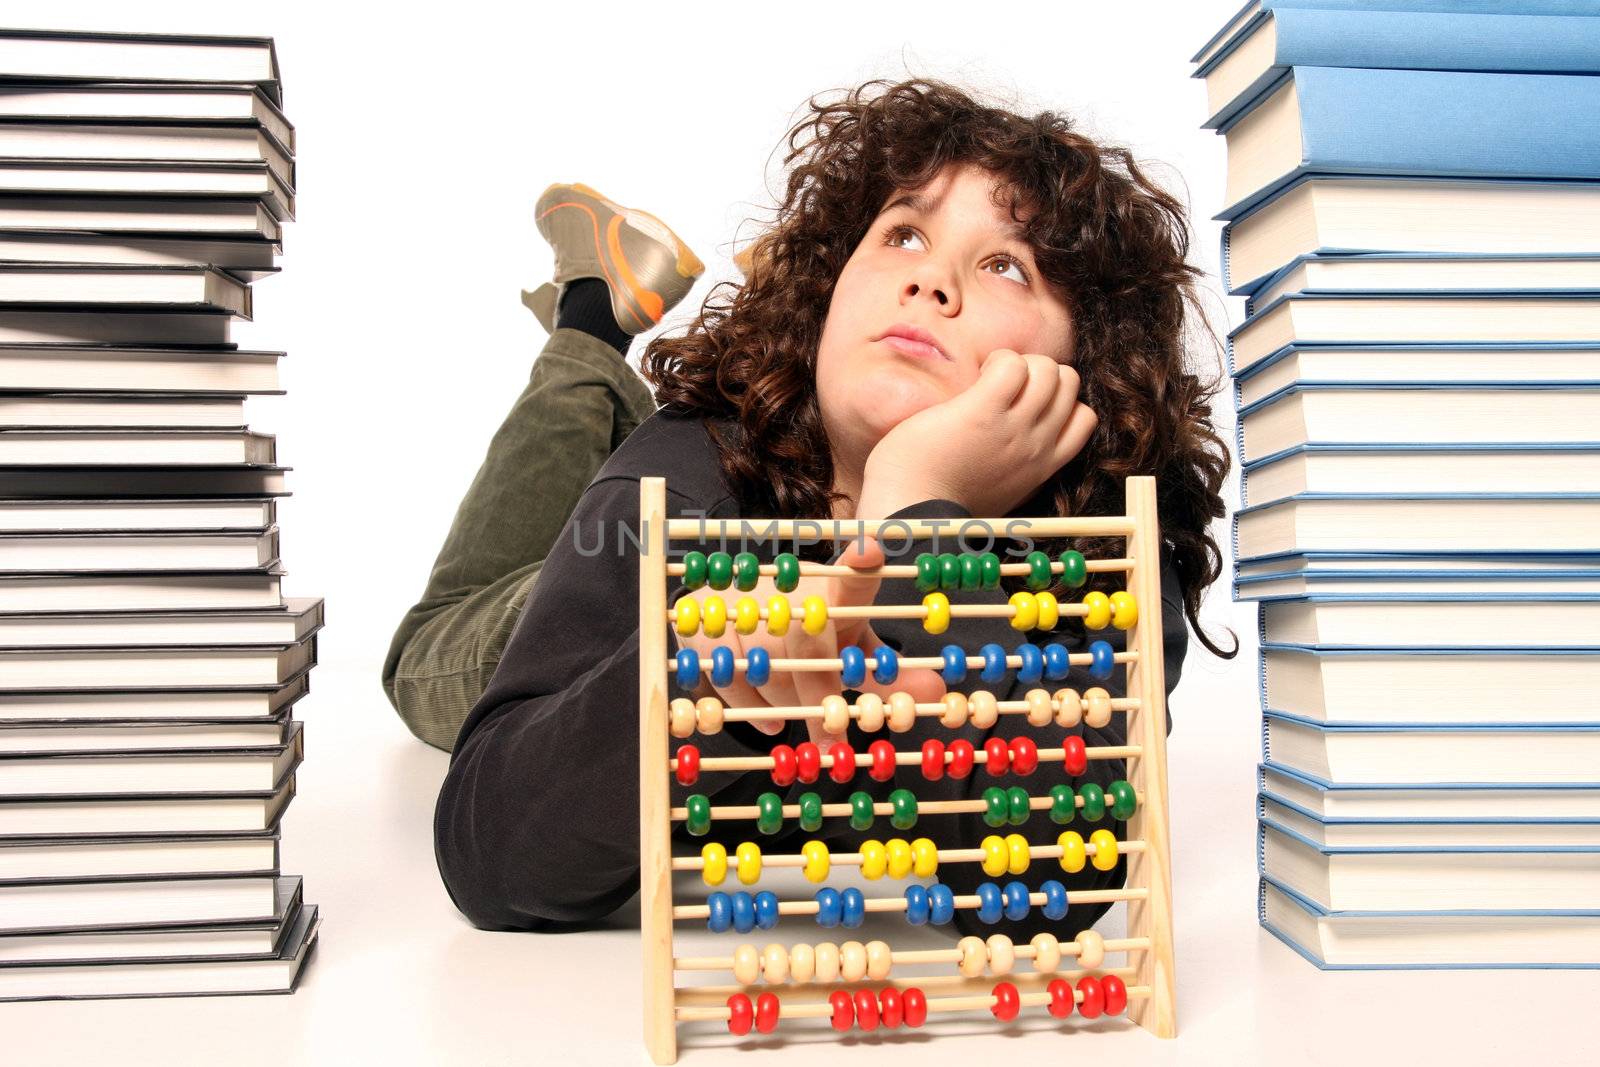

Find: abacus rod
<box><xmin>676</xmin><ymin>744</ymin><xmax>1142</xmax><ymax>774</ymax></box>
<box><xmin>672</xmin><ymin>838</ymin><xmax>1145</xmax><ymax>873</ymax></box>
<box><xmin>666</xmin><ymin>556</ymin><xmax>1138</xmax><ymax>578</ymax></box>
<box><xmin>673</xmin><ymin>983</ymin><xmax>1154</xmax><ymax>1022</ymax></box>
<box><xmin>663</xmin><ymin>517</ymin><xmax>1138</xmax><ymax>539</ymax></box>
<box><xmin>673</xmin><ymin>938</ymin><xmax>1152</xmax><ymax>971</ymax></box>
<box><xmin>668</xmin><ymin>791</ymin><xmax>1147</xmax><ymax>822</ymax></box>
<box><xmin>667</xmin><ymin>604</ymin><xmax>1133</xmax><ymax>624</ymax></box>
<box><xmin>638</xmin><ymin>477</ymin><xmax>677</xmax><ymax>1065</ymax></box>
<box><xmin>672</xmin><ymin>886</ymin><xmax>1146</xmax><ymax>921</ymax></box>
<box><xmin>691</xmin><ymin>694</ymin><xmax>1143</xmax><ymax>724</ymax></box>
<box><xmin>668</xmin><ymin>650</ymin><xmax>1139</xmax><ymax>673</ymax></box>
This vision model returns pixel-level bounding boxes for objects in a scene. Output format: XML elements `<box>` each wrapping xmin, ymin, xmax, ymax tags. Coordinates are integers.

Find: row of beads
<box><xmin>993</xmin><ymin>975</ymin><xmax>1129</xmax><ymax>1022</ymax></box>
<box><xmin>807</xmin><ymin>975</ymin><xmax>1127</xmax><ymax>1034</ymax></box>
<box><xmin>727</xmin><ymin>928</ymin><xmax>1112</xmax><ymax>985</ymax></box>
<box><xmin>672</xmin><ymin>734</ymin><xmax>1098</xmax><ymax>788</ymax></box>
<box><xmin>825</xmin><ymin>987</ymin><xmax>928</xmax><ymax>1032</ymax></box>
<box><xmin>914</xmin><ymin>550</ymin><xmax>1091</xmax><ymax>593</ymax></box>
<box><xmin>704</xmin><ymin>879</ymin><xmax>1094</xmax><ymax>932</ymax></box>
<box><xmin>681</xmin><ymin>551</ymin><xmax>801</xmax><ymax>593</ymax></box>
<box><xmin>922</xmin><ymin>590</ymin><xmax>1136</xmax><ymax>634</ymax></box>
<box><xmin>670</xmin><ymin>685</ymin><xmax>1119</xmax><ymax>740</ymax></box>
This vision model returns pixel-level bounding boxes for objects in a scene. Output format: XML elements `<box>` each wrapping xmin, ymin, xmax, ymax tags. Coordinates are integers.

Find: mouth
<box><xmin>875</xmin><ymin>323</ymin><xmax>951</xmax><ymax>362</ymax></box>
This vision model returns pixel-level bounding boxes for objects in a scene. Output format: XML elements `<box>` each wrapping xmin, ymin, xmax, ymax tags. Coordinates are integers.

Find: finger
<box><xmin>827</xmin><ymin>533</ymin><xmax>886</xmax><ymax>651</ymax></box>
<box><xmin>1040</xmin><ymin>364</ymin><xmax>1082</xmax><ymax>439</ymax></box>
<box><xmin>1013</xmin><ymin>354</ymin><xmax>1062</xmax><ymax>423</ymax></box>
<box><xmin>970</xmin><ymin>348</ymin><xmax>1030</xmax><ymax>413</ymax></box>
<box><xmin>1053</xmin><ymin>400</ymin><xmax>1100</xmax><ymax>470</ymax></box>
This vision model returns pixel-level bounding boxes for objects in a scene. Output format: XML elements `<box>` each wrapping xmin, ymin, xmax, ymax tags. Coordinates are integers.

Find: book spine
<box><xmin>1257</xmin><ymin>627</ymin><xmax>1271</xmax><ymax>717</ymax></box>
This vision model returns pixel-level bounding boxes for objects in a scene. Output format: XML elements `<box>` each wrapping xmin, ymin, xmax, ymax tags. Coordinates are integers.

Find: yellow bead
<box><xmin>1034</xmin><ymin>591</ymin><xmax>1059</xmax><ymax>631</ymax></box>
<box><xmin>1090</xmin><ymin>829</ymin><xmax>1120</xmax><ymax>872</ymax></box>
<box><xmin>1057</xmin><ymin>830</ymin><xmax>1086</xmax><ymax>874</ymax></box>
<box><xmin>859</xmin><ymin>840</ymin><xmax>888</xmax><ymax>880</ymax></box>
<box><xmin>886</xmin><ymin>838</ymin><xmax>913</xmax><ymax>879</ymax></box>
<box><xmin>702</xmin><ymin>595</ymin><xmax>728</xmax><ymax>638</ymax></box>
<box><xmin>702</xmin><ymin>842</ymin><xmax>728</xmax><ymax>886</ymax></box>
<box><xmin>981</xmin><ymin>835</ymin><xmax>1008</xmax><ymax>877</ymax></box>
<box><xmin>736</xmin><ymin>841</ymin><xmax>762</xmax><ymax>884</ymax></box>
<box><xmin>1082</xmin><ymin>591</ymin><xmax>1111</xmax><ymax>630</ymax></box>
<box><xmin>802</xmin><ymin>595</ymin><xmax>828</xmax><ymax>636</ymax></box>
<box><xmin>766</xmin><ymin>595</ymin><xmax>791</xmax><ymax>636</ymax></box>
<box><xmin>911</xmin><ymin>837</ymin><xmax>940</xmax><ymax>877</ymax></box>
<box><xmin>922</xmin><ymin>591</ymin><xmax>950</xmax><ymax>634</ymax></box>
<box><xmin>1110</xmin><ymin>591</ymin><xmax>1138</xmax><ymax>630</ymax></box>
<box><xmin>674</xmin><ymin>597</ymin><xmax>700</xmax><ymax>637</ymax></box>
<box><xmin>735</xmin><ymin>596</ymin><xmax>761</xmax><ymax>635</ymax></box>
<box><xmin>1009</xmin><ymin>590</ymin><xmax>1038</xmax><ymax>631</ymax></box>
<box><xmin>1005</xmin><ymin>832</ymin><xmax>1031</xmax><ymax>875</ymax></box>
<box><xmin>802</xmin><ymin>840</ymin><xmax>830</xmax><ymax>883</ymax></box>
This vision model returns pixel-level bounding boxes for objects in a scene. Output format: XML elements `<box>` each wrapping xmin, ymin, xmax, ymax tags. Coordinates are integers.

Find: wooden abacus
<box><xmin>638</xmin><ymin>476</ymin><xmax>1175</xmax><ymax>1062</ymax></box>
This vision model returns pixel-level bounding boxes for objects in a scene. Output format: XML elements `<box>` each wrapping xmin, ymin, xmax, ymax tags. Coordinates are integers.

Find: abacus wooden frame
<box><xmin>637</xmin><ymin>475</ymin><xmax>1176</xmax><ymax>1063</ymax></box>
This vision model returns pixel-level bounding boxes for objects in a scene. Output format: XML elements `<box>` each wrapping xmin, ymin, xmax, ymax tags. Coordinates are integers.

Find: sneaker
<box><xmin>522</xmin><ymin>182</ymin><xmax>704</xmax><ymax>336</ymax></box>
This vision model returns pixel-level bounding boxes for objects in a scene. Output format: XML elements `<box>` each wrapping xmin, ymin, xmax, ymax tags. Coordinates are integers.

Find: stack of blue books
<box><xmin>1193</xmin><ymin>0</ymin><xmax>1600</xmax><ymax>968</ymax></box>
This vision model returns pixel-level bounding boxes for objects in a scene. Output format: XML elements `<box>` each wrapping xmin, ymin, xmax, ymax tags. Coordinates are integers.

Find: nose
<box><xmin>901</xmin><ymin>258</ymin><xmax>959</xmax><ymax>314</ymax></box>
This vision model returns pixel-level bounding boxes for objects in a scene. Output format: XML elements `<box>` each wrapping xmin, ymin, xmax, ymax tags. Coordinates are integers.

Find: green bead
<box><xmin>914</xmin><ymin>553</ymin><xmax>939</xmax><ymax>593</ymax></box>
<box><xmin>707</xmin><ymin>551</ymin><xmax>733</xmax><ymax>590</ymax></box>
<box><xmin>685</xmin><ymin>794</ymin><xmax>711</xmax><ymax>836</ymax></box>
<box><xmin>1059</xmin><ymin>550</ymin><xmax>1087</xmax><ymax>588</ymax></box>
<box><xmin>734</xmin><ymin>552</ymin><xmax>761</xmax><ymax>592</ymax></box>
<box><xmin>1079</xmin><ymin>782</ymin><xmax>1107</xmax><ymax>822</ymax></box>
<box><xmin>1025</xmin><ymin>550</ymin><xmax>1052</xmax><ymax>591</ymax></box>
<box><xmin>683</xmin><ymin>552</ymin><xmax>708</xmax><ymax>590</ymax></box>
<box><xmin>849</xmin><ymin>791</ymin><xmax>876</xmax><ymax>831</ymax></box>
<box><xmin>959</xmin><ymin>554</ymin><xmax>981</xmax><ymax>590</ymax></box>
<box><xmin>756</xmin><ymin>791</ymin><xmax>784</xmax><ymax>835</ymax></box>
<box><xmin>938</xmin><ymin>553</ymin><xmax>961</xmax><ymax>591</ymax></box>
<box><xmin>979</xmin><ymin>552</ymin><xmax>1001</xmax><ymax>590</ymax></box>
<box><xmin>889</xmin><ymin>788</ymin><xmax>918</xmax><ymax>830</ymax></box>
<box><xmin>982</xmin><ymin>786</ymin><xmax>1009</xmax><ymax>828</ymax></box>
<box><xmin>798</xmin><ymin>791</ymin><xmax>824</xmax><ymax>832</ymax></box>
<box><xmin>1006</xmin><ymin>786</ymin><xmax>1031</xmax><ymax>826</ymax></box>
<box><xmin>1049</xmin><ymin>783</ymin><xmax>1076</xmax><ymax>825</ymax></box>
<box><xmin>775</xmin><ymin>553</ymin><xmax>801</xmax><ymax>594</ymax></box>
<box><xmin>1109</xmin><ymin>779</ymin><xmax>1137</xmax><ymax>821</ymax></box>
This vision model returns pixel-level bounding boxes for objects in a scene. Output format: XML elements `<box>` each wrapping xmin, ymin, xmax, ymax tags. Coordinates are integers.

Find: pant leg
<box><xmin>382</xmin><ymin>327</ymin><xmax>657</xmax><ymax>751</ymax></box>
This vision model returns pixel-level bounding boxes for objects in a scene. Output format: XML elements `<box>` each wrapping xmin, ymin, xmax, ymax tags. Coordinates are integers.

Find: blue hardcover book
<box><xmin>1256</xmin><ymin>589</ymin><xmax>1600</xmax><ymax>648</ymax></box>
<box><xmin>1258</xmin><ymin>789</ymin><xmax>1600</xmax><ymax>846</ymax></box>
<box><xmin>1235</xmin><ymin>558</ymin><xmax>1600</xmax><ymax>602</ymax></box>
<box><xmin>1217</xmin><ymin>66</ymin><xmax>1600</xmax><ymax>220</ymax></box>
<box><xmin>1260</xmin><ymin>762</ymin><xmax>1600</xmax><ymax>817</ymax></box>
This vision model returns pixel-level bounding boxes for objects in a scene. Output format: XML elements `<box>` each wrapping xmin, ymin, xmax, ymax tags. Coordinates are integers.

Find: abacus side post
<box><xmin>1124</xmin><ymin>475</ymin><xmax>1178</xmax><ymax>1037</ymax></box>
<box><xmin>639</xmin><ymin>477</ymin><xmax>677</xmax><ymax>1064</ymax></box>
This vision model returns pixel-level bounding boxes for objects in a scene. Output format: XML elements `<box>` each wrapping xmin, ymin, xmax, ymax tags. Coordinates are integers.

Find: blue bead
<box><xmin>904</xmin><ymin>885</ymin><xmax>930</xmax><ymax>925</ymax></box>
<box><xmin>1041</xmin><ymin>879</ymin><xmax>1069</xmax><ymax>920</ymax></box>
<box><xmin>941</xmin><ymin>644</ymin><xmax>968</xmax><ymax>685</ymax></box>
<box><xmin>976</xmin><ymin>882</ymin><xmax>1003</xmax><ymax>924</ymax></box>
<box><xmin>840</xmin><ymin>887</ymin><xmax>866</xmax><ymax>928</ymax></box>
<box><xmin>1089</xmin><ymin>640</ymin><xmax>1115</xmax><ymax>680</ymax></box>
<box><xmin>1002</xmin><ymin>880</ymin><xmax>1031</xmax><ymax>921</ymax></box>
<box><xmin>980</xmin><ymin>643</ymin><xmax>1007</xmax><ymax>684</ymax></box>
<box><xmin>814</xmin><ymin>887</ymin><xmax>842</xmax><ymax>927</ymax></box>
<box><xmin>1044</xmin><ymin>642</ymin><xmax>1071</xmax><ymax>681</ymax></box>
<box><xmin>711</xmin><ymin>646</ymin><xmax>735</xmax><ymax>688</ymax></box>
<box><xmin>675</xmin><ymin>648</ymin><xmax>700</xmax><ymax>692</ymax></box>
<box><xmin>1015</xmin><ymin>642</ymin><xmax>1043</xmax><ymax>685</ymax></box>
<box><xmin>754</xmin><ymin>891</ymin><xmax>779</xmax><ymax>929</ymax></box>
<box><xmin>730</xmin><ymin>891</ymin><xmax>756</xmax><ymax>933</ymax></box>
<box><xmin>745</xmin><ymin>646</ymin><xmax>770</xmax><ymax>687</ymax></box>
<box><xmin>872</xmin><ymin>645</ymin><xmax>899</xmax><ymax>685</ymax></box>
<box><xmin>840</xmin><ymin>645</ymin><xmax>866</xmax><ymax>688</ymax></box>
<box><xmin>706</xmin><ymin>891</ymin><xmax>731</xmax><ymax>932</ymax></box>
<box><xmin>928</xmin><ymin>883</ymin><xmax>956</xmax><ymax>925</ymax></box>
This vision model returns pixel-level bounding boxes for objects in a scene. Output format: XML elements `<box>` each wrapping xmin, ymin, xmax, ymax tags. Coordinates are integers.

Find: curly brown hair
<box><xmin>641</xmin><ymin>77</ymin><xmax>1237</xmax><ymax>660</ymax></box>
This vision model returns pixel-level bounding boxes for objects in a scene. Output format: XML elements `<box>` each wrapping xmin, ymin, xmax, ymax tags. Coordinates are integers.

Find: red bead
<box><xmin>947</xmin><ymin>739</ymin><xmax>975</xmax><ymax>779</ymax></box>
<box><xmin>755</xmin><ymin>991</ymin><xmax>781</xmax><ymax>1034</ymax></box>
<box><xmin>675</xmin><ymin>744</ymin><xmax>700</xmax><ymax>786</ymax></box>
<box><xmin>854</xmin><ymin>988</ymin><xmax>880</xmax><ymax>1031</ymax></box>
<box><xmin>1101</xmin><ymin>974</ymin><xmax>1128</xmax><ymax>1016</ymax></box>
<box><xmin>983</xmin><ymin>736</ymin><xmax>1010</xmax><ymax>777</ymax></box>
<box><xmin>902</xmin><ymin>987</ymin><xmax>928</xmax><ymax>1028</ymax></box>
<box><xmin>869</xmin><ymin>739</ymin><xmax>897</xmax><ymax>782</ymax></box>
<box><xmin>770</xmin><ymin>744</ymin><xmax>797</xmax><ymax>787</ymax></box>
<box><xmin>990</xmin><ymin>981</ymin><xmax>1020</xmax><ymax>1022</ymax></box>
<box><xmin>878</xmin><ymin>987</ymin><xmax>903</xmax><ymax>1029</ymax></box>
<box><xmin>828</xmin><ymin>990</ymin><xmax>854</xmax><ymax>1031</ymax></box>
<box><xmin>921</xmin><ymin>739</ymin><xmax>947</xmax><ymax>781</ymax></box>
<box><xmin>1046</xmin><ymin>978</ymin><xmax>1075</xmax><ymax>1019</ymax></box>
<box><xmin>828</xmin><ymin>741</ymin><xmax>857</xmax><ymax>784</ymax></box>
<box><xmin>726</xmin><ymin>993</ymin><xmax>753</xmax><ymax>1035</ymax></box>
<box><xmin>795</xmin><ymin>742</ymin><xmax>821</xmax><ymax>784</ymax></box>
<box><xmin>1076</xmin><ymin>975</ymin><xmax>1104</xmax><ymax>1019</ymax></box>
<box><xmin>1009</xmin><ymin>736</ymin><xmax>1039</xmax><ymax>776</ymax></box>
<box><xmin>1062</xmin><ymin>735</ymin><xmax>1087</xmax><ymax>776</ymax></box>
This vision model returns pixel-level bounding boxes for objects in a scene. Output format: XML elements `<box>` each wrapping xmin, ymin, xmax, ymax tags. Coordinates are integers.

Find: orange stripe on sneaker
<box><xmin>535</xmin><ymin>199</ymin><xmax>652</xmax><ymax>331</ymax></box>
<box><xmin>606</xmin><ymin>215</ymin><xmax>664</xmax><ymax>326</ymax></box>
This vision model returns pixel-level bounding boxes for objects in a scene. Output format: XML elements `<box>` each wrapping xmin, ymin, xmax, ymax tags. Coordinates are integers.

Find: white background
<box><xmin>5</xmin><ymin>1</ymin><xmax>1594</xmax><ymax>1064</ymax></box>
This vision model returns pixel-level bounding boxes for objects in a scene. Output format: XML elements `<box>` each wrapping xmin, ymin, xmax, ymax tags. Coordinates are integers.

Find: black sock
<box><xmin>556</xmin><ymin>277</ymin><xmax>631</xmax><ymax>356</ymax></box>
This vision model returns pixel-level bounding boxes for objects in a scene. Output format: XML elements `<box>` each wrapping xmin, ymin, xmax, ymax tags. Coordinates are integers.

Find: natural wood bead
<box><xmin>670</xmin><ymin>698</ymin><xmax>696</xmax><ymax>738</ymax></box>
<box><xmin>789</xmin><ymin>943</ymin><xmax>815</xmax><ymax>983</ymax></box>
<box><xmin>986</xmin><ymin>934</ymin><xmax>1015</xmax><ymax>976</ymax></box>
<box><xmin>888</xmin><ymin>691</ymin><xmax>918</xmax><ymax>732</ymax></box>
<box><xmin>1031</xmin><ymin>932</ymin><xmax>1061</xmax><ymax>973</ymax></box>
<box><xmin>856</xmin><ymin>692</ymin><xmax>886</xmax><ymax>732</ymax></box>
<box><xmin>840</xmin><ymin>940</ymin><xmax>867</xmax><ymax>982</ymax></box>
<box><xmin>733</xmin><ymin>943</ymin><xmax>761</xmax><ymax>984</ymax></box>
<box><xmin>957</xmin><ymin>936</ymin><xmax>987</xmax><ymax>977</ymax></box>
<box><xmin>866</xmin><ymin>939</ymin><xmax>893</xmax><ymax>980</ymax></box>
<box><xmin>1085</xmin><ymin>687</ymin><xmax>1113</xmax><ymax>729</ymax></box>
<box><xmin>695</xmin><ymin>696</ymin><xmax>724</xmax><ymax>735</ymax></box>
<box><xmin>940</xmin><ymin>691</ymin><xmax>969</xmax><ymax>729</ymax></box>
<box><xmin>761</xmin><ymin>942</ymin><xmax>789</xmax><ymax>984</ymax></box>
<box><xmin>968</xmin><ymin>690</ymin><xmax>999</xmax><ymax>729</ymax></box>
<box><xmin>814</xmin><ymin>941</ymin><xmax>841</xmax><ymax>982</ymax></box>
<box><xmin>1076</xmin><ymin>929</ymin><xmax>1105</xmax><ymax>970</ymax></box>
<box><xmin>1054</xmin><ymin>687</ymin><xmax>1084</xmax><ymax>728</ymax></box>
<box><xmin>1025</xmin><ymin>688</ymin><xmax>1055</xmax><ymax>726</ymax></box>
<box><xmin>822</xmin><ymin>694</ymin><xmax>851</xmax><ymax>735</ymax></box>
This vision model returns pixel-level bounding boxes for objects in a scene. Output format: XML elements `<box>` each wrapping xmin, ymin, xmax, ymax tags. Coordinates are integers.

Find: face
<box><xmin>814</xmin><ymin>161</ymin><xmax>1076</xmax><ymax>475</ymax></box>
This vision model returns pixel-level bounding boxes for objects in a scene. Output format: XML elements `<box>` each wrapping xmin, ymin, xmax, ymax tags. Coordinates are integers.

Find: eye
<box><xmin>985</xmin><ymin>254</ymin><xmax>1031</xmax><ymax>286</ymax></box>
<box><xmin>883</xmin><ymin>223</ymin><xmax>924</xmax><ymax>251</ymax></box>
<box><xmin>884</xmin><ymin>224</ymin><xmax>1032</xmax><ymax>286</ymax></box>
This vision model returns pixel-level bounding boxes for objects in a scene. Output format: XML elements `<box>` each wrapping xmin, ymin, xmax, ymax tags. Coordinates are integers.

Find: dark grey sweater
<box><xmin>434</xmin><ymin>409</ymin><xmax>1189</xmax><ymax>942</ymax></box>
